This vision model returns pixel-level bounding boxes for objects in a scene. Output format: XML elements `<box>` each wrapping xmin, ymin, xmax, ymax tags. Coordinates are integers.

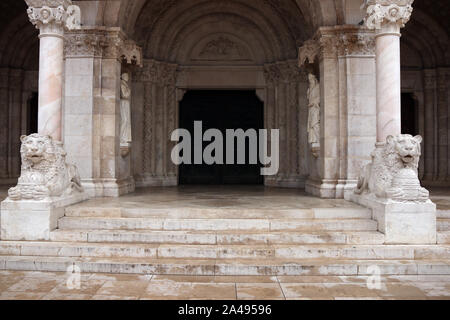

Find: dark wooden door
<box><xmin>179</xmin><ymin>90</ymin><xmax>264</xmax><ymax>185</ymax></box>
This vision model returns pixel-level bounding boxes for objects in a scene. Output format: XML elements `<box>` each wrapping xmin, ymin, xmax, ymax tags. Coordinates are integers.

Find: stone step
<box><xmin>437</xmin><ymin>210</ymin><xmax>450</xmax><ymax>219</ymax></box>
<box><xmin>1</xmin><ymin>241</ymin><xmax>449</xmax><ymax>260</ymax></box>
<box><xmin>438</xmin><ymin>232</ymin><xmax>450</xmax><ymax>244</ymax></box>
<box><xmin>50</xmin><ymin>229</ymin><xmax>385</xmax><ymax>245</ymax></box>
<box><xmin>437</xmin><ymin>219</ymin><xmax>450</xmax><ymax>231</ymax></box>
<box><xmin>65</xmin><ymin>206</ymin><xmax>372</xmax><ymax>220</ymax></box>
<box><xmin>58</xmin><ymin>217</ymin><xmax>378</xmax><ymax>232</ymax></box>
<box><xmin>1</xmin><ymin>255</ymin><xmax>449</xmax><ymax>276</ymax></box>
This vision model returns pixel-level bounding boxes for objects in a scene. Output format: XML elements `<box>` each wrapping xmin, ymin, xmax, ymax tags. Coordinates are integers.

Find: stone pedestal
<box><xmin>0</xmin><ymin>193</ymin><xmax>87</xmax><ymax>241</ymax></box>
<box><xmin>350</xmin><ymin>193</ymin><xmax>436</xmax><ymax>244</ymax></box>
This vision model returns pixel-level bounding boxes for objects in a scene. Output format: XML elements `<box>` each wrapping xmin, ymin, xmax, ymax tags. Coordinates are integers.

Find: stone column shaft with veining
<box><xmin>364</xmin><ymin>0</ymin><xmax>414</xmax><ymax>142</ymax></box>
<box><xmin>25</xmin><ymin>0</ymin><xmax>79</xmax><ymax>141</ymax></box>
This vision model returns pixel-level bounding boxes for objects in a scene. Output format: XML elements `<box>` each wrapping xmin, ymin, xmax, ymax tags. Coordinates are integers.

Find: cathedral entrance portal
<box><xmin>179</xmin><ymin>90</ymin><xmax>264</xmax><ymax>185</ymax></box>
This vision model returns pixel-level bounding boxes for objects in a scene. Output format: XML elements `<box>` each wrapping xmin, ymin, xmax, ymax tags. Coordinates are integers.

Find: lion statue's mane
<box><xmin>355</xmin><ymin>134</ymin><xmax>429</xmax><ymax>201</ymax></box>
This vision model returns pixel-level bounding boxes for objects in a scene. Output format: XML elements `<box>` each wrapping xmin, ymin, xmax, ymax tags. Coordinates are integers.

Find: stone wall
<box><xmin>305</xmin><ymin>26</ymin><xmax>377</xmax><ymax>199</ymax></box>
<box><xmin>0</xmin><ymin>69</ymin><xmax>38</xmax><ymax>185</ymax></box>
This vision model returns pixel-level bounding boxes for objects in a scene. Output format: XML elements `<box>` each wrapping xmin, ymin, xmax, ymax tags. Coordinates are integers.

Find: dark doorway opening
<box><xmin>179</xmin><ymin>90</ymin><xmax>264</xmax><ymax>185</ymax></box>
<box><xmin>27</xmin><ymin>92</ymin><xmax>38</xmax><ymax>135</ymax></box>
<box><xmin>401</xmin><ymin>92</ymin><xmax>418</xmax><ymax>136</ymax></box>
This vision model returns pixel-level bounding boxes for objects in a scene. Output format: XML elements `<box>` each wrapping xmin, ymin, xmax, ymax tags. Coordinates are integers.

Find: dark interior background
<box><xmin>179</xmin><ymin>90</ymin><xmax>264</xmax><ymax>185</ymax></box>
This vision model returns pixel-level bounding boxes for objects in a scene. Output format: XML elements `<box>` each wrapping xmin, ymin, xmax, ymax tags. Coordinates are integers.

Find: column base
<box><xmin>305</xmin><ymin>179</ymin><xmax>338</xmax><ymax>198</ymax></box>
<box><xmin>265</xmin><ymin>175</ymin><xmax>306</xmax><ymax>188</ymax></box>
<box><xmin>135</xmin><ymin>174</ymin><xmax>178</xmax><ymax>188</ymax></box>
<box><xmin>1</xmin><ymin>192</ymin><xmax>88</xmax><ymax>241</ymax></box>
<box><xmin>350</xmin><ymin>193</ymin><xmax>436</xmax><ymax>244</ymax></box>
<box><xmin>81</xmin><ymin>177</ymin><xmax>135</xmax><ymax>198</ymax></box>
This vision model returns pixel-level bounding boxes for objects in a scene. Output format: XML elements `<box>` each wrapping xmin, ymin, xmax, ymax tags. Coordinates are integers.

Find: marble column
<box><xmin>363</xmin><ymin>0</ymin><xmax>414</xmax><ymax>142</ymax></box>
<box><xmin>25</xmin><ymin>0</ymin><xmax>80</xmax><ymax>141</ymax></box>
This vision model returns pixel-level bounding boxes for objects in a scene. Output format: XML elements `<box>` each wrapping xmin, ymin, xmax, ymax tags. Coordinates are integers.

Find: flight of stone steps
<box><xmin>437</xmin><ymin>208</ymin><xmax>450</xmax><ymax>244</ymax></box>
<box><xmin>1</xmin><ymin>205</ymin><xmax>450</xmax><ymax>276</ymax></box>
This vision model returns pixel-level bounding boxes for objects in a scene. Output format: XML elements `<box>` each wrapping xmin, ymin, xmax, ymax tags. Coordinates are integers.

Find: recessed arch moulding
<box><xmin>119</xmin><ymin>0</ymin><xmax>317</xmax><ymax>189</ymax></box>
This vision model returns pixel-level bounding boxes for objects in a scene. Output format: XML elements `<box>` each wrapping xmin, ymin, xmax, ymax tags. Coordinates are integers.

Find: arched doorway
<box><xmin>179</xmin><ymin>90</ymin><xmax>264</xmax><ymax>185</ymax></box>
<box><xmin>129</xmin><ymin>0</ymin><xmax>314</xmax><ymax>188</ymax></box>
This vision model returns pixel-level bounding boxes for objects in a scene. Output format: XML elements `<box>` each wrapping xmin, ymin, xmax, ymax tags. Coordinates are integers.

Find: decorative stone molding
<box><xmin>355</xmin><ymin>134</ymin><xmax>429</xmax><ymax>203</ymax></box>
<box><xmin>263</xmin><ymin>63</ymin><xmax>281</xmax><ymax>86</ymax></box>
<box><xmin>298</xmin><ymin>39</ymin><xmax>319</xmax><ymax>67</ymax></box>
<box><xmin>121</xmin><ymin>40</ymin><xmax>143</xmax><ymax>67</ymax></box>
<box><xmin>7</xmin><ymin>134</ymin><xmax>84</xmax><ymax>201</ymax></box>
<box><xmin>318</xmin><ymin>35</ymin><xmax>338</xmax><ymax>60</ymax></box>
<box><xmin>134</xmin><ymin>59</ymin><xmax>178</xmax><ymax>85</ymax></box>
<box><xmin>198</xmin><ymin>36</ymin><xmax>248</xmax><ymax>60</ymax></box>
<box><xmin>264</xmin><ymin>60</ymin><xmax>304</xmax><ymax>86</ymax></box>
<box><xmin>363</xmin><ymin>0</ymin><xmax>414</xmax><ymax>31</ymax></box>
<box><xmin>64</xmin><ymin>31</ymin><xmax>106</xmax><ymax>57</ymax></box>
<box><xmin>338</xmin><ymin>32</ymin><xmax>376</xmax><ymax>56</ymax></box>
<box><xmin>312</xmin><ymin>26</ymin><xmax>375</xmax><ymax>59</ymax></box>
<box><xmin>25</xmin><ymin>0</ymin><xmax>81</xmax><ymax>36</ymax></box>
<box><xmin>65</xmin><ymin>28</ymin><xmax>142</xmax><ymax>66</ymax></box>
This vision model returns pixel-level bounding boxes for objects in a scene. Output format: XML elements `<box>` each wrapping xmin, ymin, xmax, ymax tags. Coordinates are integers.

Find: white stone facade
<box><xmin>0</xmin><ymin>0</ymin><xmax>447</xmax><ymax>197</ymax></box>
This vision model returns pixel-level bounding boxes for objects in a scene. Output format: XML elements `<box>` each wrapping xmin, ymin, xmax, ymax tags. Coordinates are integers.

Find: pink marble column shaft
<box><xmin>375</xmin><ymin>26</ymin><xmax>402</xmax><ymax>142</ymax></box>
<box><xmin>38</xmin><ymin>34</ymin><xmax>64</xmax><ymax>141</ymax></box>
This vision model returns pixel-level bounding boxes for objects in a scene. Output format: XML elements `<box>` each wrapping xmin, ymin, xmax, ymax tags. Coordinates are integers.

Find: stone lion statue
<box><xmin>8</xmin><ymin>134</ymin><xmax>83</xmax><ymax>201</ymax></box>
<box><xmin>355</xmin><ymin>134</ymin><xmax>429</xmax><ymax>202</ymax></box>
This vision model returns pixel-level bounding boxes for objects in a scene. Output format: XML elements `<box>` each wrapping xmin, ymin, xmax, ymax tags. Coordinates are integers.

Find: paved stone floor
<box><xmin>0</xmin><ymin>186</ymin><xmax>449</xmax><ymax>300</ymax></box>
<box><xmin>0</xmin><ymin>270</ymin><xmax>449</xmax><ymax>300</ymax></box>
<box><xmin>0</xmin><ymin>185</ymin><xmax>448</xmax><ymax>211</ymax></box>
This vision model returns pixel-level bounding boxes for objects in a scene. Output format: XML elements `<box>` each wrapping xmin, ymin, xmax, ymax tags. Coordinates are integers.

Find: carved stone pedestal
<box><xmin>350</xmin><ymin>193</ymin><xmax>436</xmax><ymax>244</ymax></box>
<box><xmin>1</xmin><ymin>193</ymin><xmax>87</xmax><ymax>241</ymax></box>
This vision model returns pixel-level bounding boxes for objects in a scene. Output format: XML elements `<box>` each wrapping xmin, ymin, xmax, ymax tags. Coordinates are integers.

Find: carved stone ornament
<box><xmin>25</xmin><ymin>0</ymin><xmax>81</xmax><ymax>34</ymax></box>
<box><xmin>338</xmin><ymin>33</ymin><xmax>376</xmax><ymax>56</ymax></box>
<box><xmin>363</xmin><ymin>0</ymin><xmax>414</xmax><ymax>30</ymax></box>
<box><xmin>307</xmin><ymin>73</ymin><xmax>320</xmax><ymax>156</ymax></box>
<box><xmin>298</xmin><ymin>39</ymin><xmax>319</xmax><ymax>67</ymax></box>
<box><xmin>120</xmin><ymin>73</ymin><xmax>132</xmax><ymax>156</ymax></box>
<box><xmin>7</xmin><ymin>134</ymin><xmax>84</xmax><ymax>201</ymax></box>
<box><xmin>197</xmin><ymin>36</ymin><xmax>248</xmax><ymax>60</ymax></box>
<box><xmin>355</xmin><ymin>134</ymin><xmax>429</xmax><ymax>203</ymax></box>
<box><xmin>121</xmin><ymin>41</ymin><xmax>143</xmax><ymax>67</ymax></box>
<box><xmin>134</xmin><ymin>59</ymin><xmax>178</xmax><ymax>85</ymax></box>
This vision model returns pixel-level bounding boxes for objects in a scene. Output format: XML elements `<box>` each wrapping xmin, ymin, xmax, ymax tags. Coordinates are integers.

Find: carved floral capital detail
<box><xmin>65</xmin><ymin>29</ymin><xmax>142</xmax><ymax>66</ymax></box>
<box><xmin>25</xmin><ymin>0</ymin><xmax>81</xmax><ymax>35</ymax></box>
<box><xmin>363</xmin><ymin>0</ymin><xmax>414</xmax><ymax>30</ymax></box>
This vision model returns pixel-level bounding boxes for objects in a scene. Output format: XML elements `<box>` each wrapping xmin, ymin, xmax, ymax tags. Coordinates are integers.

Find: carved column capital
<box><xmin>25</xmin><ymin>0</ymin><xmax>81</xmax><ymax>36</ymax></box>
<box><xmin>318</xmin><ymin>35</ymin><xmax>338</xmax><ymax>60</ymax></box>
<box><xmin>121</xmin><ymin>41</ymin><xmax>143</xmax><ymax>67</ymax></box>
<box><xmin>363</xmin><ymin>0</ymin><xmax>414</xmax><ymax>33</ymax></box>
<box><xmin>263</xmin><ymin>63</ymin><xmax>281</xmax><ymax>86</ymax></box>
<box><xmin>298</xmin><ymin>39</ymin><xmax>319</xmax><ymax>67</ymax></box>
<box><xmin>338</xmin><ymin>32</ymin><xmax>376</xmax><ymax>56</ymax></box>
<box><xmin>65</xmin><ymin>30</ymin><xmax>106</xmax><ymax>57</ymax></box>
<box><xmin>134</xmin><ymin>59</ymin><xmax>177</xmax><ymax>85</ymax></box>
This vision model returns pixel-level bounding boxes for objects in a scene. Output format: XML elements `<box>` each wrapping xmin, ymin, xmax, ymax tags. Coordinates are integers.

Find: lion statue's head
<box><xmin>20</xmin><ymin>134</ymin><xmax>63</xmax><ymax>167</ymax></box>
<box><xmin>386</xmin><ymin>134</ymin><xmax>422</xmax><ymax>166</ymax></box>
